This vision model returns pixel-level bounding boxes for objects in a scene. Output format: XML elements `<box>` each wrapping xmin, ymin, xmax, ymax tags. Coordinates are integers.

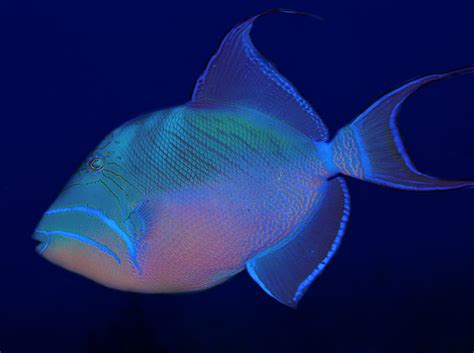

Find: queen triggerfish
<box><xmin>33</xmin><ymin>10</ymin><xmax>473</xmax><ymax>307</ymax></box>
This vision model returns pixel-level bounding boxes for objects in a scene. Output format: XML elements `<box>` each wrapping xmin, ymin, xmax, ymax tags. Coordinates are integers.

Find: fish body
<box><xmin>36</xmin><ymin>105</ymin><xmax>326</xmax><ymax>291</ymax></box>
<box><xmin>34</xmin><ymin>10</ymin><xmax>474</xmax><ymax>307</ymax></box>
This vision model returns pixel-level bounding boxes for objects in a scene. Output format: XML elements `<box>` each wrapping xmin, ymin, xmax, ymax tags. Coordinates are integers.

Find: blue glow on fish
<box><xmin>32</xmin><ymin>9</ymin><xmax>473</xmax><ymax>307</ymax></box>
<box><xmin>292</xmin><ymin>178</ymin><xmax>350</xmax><ymax>303</ymax></box>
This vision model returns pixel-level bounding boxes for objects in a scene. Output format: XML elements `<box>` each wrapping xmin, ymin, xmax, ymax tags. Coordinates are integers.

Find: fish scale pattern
<box><xmin>114</xmin><ymin>105</ymin><xmax>326</xmax><ymax>291</ymax></box>
<box><xmin>126</xmin><ymin>105</ymin><xmax>318</xmax><ymax>191</ymax></box>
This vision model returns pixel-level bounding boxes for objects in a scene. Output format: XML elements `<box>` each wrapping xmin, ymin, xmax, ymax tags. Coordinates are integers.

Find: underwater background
<box><xmin>1</xmin><ymin>0</ymin><xmax>473</xmax><ymax>352</ymax></box>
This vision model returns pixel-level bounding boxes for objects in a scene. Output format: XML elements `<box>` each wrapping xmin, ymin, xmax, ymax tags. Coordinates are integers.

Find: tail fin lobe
<box><xmin>331</xmin><ymin>67</ymin><xmax>474</xmax><ymax>191</ymax></box>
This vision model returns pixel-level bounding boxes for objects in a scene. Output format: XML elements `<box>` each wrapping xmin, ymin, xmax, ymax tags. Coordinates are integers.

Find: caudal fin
<box><xmin>330</xmin><ymin>67</ymin><xmax>474</xmax><ymax>190</ymax></box>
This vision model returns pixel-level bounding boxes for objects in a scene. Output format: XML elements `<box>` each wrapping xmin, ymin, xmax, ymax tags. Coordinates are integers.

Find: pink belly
<box><xmin>134</xmin><ymin>171</ymin><xmax>320</xmax><ymax>293</ymax></box>
<box><xmin>136</xmin><ymin>185</ymin><xmax>257</xmax><ymax>292</ymax></box>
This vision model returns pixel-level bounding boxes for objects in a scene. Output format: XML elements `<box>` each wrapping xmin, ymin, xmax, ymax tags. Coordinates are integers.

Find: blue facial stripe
<box><xmin>35</xmin><ymin>230</ymin><xmax>121</xmax><ymax>265</ymax></box>
<box><xmin>45</xmin><ymin>206</ymin><xmax>140</xmax><ymax>271</ymax></box>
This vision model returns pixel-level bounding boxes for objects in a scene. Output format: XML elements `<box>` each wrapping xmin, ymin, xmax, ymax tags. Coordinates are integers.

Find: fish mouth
<box><xmin>33</xmin><ymin>231</ymin><xmax>50</xmax><ymax>255</ymax></box>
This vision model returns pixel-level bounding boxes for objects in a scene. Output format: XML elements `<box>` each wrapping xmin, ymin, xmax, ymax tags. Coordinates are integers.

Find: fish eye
<box><xmin>88</xmin><ymin>157</ymin><xmax>105</xmax><ymax>171</ymax></box>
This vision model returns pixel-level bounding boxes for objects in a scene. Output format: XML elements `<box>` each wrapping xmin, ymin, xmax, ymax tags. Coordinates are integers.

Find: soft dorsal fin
<box><xmin>191</xmin><ymin>9</ymin><xmax>329</xmax><ymax>141</ymax></box>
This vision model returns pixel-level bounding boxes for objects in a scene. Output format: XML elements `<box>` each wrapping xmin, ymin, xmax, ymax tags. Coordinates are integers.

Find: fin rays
<box><xmin>246</xmin><ymin>177</ymin><xmax>350</xmax><ymax>308</ymax></box>
<box><xmin>191</xmin><ymin>9</ymin><xmax>329</xmax><ymax>141</ymax></box>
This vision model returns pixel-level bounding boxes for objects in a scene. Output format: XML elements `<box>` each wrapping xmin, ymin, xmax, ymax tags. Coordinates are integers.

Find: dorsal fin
<box><xmin>190</xmin><ymin>9</ymin><xmax>329</xmax><ymax>141</ymax></box>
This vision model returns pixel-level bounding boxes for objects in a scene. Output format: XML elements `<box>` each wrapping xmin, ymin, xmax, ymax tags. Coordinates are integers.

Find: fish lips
<box><xmin>33</xmin><ymin>230</ymin><xmax>50</xmax><ymax>255</ymax></box>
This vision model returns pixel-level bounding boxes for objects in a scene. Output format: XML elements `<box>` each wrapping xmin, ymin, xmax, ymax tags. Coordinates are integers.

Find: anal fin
<box><xmin>246</xmin><ymin>177</ymin><xmax>350</xmax><ymax>308</ymax></box>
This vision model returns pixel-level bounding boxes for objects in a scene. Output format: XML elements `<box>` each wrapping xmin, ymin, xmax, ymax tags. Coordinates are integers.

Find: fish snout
<box><xmin>33</xmin><ymin>230</ymin><xmax>50</xmax><ymax>255</ymax></box>
<box><xmin>32</xmin><ymin>205</ymin><xmax>144</xmax><ymax>285</ymax></box>
<box><xmin>33</xmin><ymin>208</ymin><xmax>123</xmax><ymax>264</ymax></box>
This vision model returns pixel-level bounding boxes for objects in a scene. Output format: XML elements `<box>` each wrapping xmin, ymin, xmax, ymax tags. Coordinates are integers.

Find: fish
<box><xmin>33</xmin><ymin>9</ymin><xmax>474</xmax><ymax>308</ymax></box>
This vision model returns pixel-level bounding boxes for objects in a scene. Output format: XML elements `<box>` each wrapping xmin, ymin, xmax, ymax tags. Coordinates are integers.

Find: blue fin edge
<box><xmin>293</xmin><ymin>177</ymin><xmax>350</xmax><ymax>302</ymax></box>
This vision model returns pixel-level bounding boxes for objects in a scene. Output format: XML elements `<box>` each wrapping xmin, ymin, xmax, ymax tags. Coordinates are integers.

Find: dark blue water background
<box><xmin>1</xmin><ymin>1</ymin><xmax>473</xmax><ymax>352</ymax></box>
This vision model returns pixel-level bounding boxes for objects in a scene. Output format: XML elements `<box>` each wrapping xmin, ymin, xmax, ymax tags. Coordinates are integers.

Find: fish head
<box><xmin>33</xmin><ymin>121</ymin><xmax>146</xmax><ymax>290</ymax></box>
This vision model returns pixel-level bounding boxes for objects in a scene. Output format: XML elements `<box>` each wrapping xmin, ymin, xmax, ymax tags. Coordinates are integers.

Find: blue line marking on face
<box><xmin>35</xmin><ymin>229</ymin><xmax>121</xmax><ymax>265</ymax></box>
<box><xmin>45</xmin><ymin>206</ymin><xmax>141</xmax><ymax>272</ymax></box>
